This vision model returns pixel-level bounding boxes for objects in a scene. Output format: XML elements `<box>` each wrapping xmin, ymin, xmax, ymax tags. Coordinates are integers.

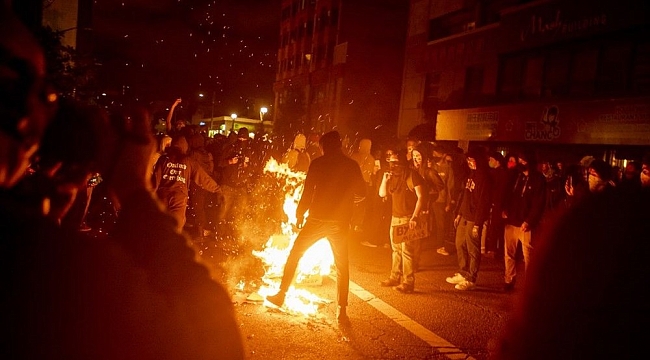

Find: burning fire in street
<box><xmin>251</xmin><ymin>158</ymin><xmax>334</xmax><ymax>316</ymax></box>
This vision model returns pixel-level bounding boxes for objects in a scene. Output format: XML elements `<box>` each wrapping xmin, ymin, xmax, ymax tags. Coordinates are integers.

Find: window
<box><xmin>569</xmin><ymin>47</ymin><xmax>598</xmax><ymax>96</ymax></box>
<box><xmin>543</xmin><ymin>50</ymin><xmax>570</xmax><ymax>97</ymax></box>
<box><xmin>499</xmin><ymin>56</ymin><xmax>524</xmax><ymax>99</ymax></box>
<box><xmin>522</xmin><ymin>56</ymin><xmax>544</xmax><ymax>98</ymax></box>
<box><xmin>331</xmin><ymin>7</ymin><xmax>339</xmax><ymax>26</ymax></box>
<box><xmin>596</xmin><ymin>41</ymin><xmax>632</xmax><ymax>94</ymax></box>
<box><xmin>632</xmin><ymin>41</ymin><xmax>650</xmax><ymax>93</ymax></box>
<box><xmin>425</xmin><ymin>72</ymin><xmax>441</xmax><ymax>100</ymax></box>
<box><xmin>465</xmin><ymin>66</ymin><xmax>484</xmax><ymax>100</ymax></box>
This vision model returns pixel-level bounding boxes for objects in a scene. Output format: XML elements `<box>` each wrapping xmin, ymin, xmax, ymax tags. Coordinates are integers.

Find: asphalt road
<box><xmin>193</xmin><ymin>234</ymin><xmax>523</xmax><ymax>360</ymax></box>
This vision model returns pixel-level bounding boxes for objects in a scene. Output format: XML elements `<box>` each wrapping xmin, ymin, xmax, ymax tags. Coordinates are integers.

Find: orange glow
<box><xmin>252</xmin><ymin>158</ymin><xmax>334</xmax><ymax>316</ymax></box>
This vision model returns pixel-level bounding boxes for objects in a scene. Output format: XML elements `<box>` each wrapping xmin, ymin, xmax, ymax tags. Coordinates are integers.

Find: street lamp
<box><xmin>259</xmin><ymin>107</ymin><xmax>268</xmax><ymax>135</ymax></box>
<box><xmin>260</xmin><ymin>106</ymin><xmax>268</xmax><ymax>121</ymax></box>
<box><xmin>231</xmin><ymin>113</ymin><xmax>237</xmax><ymax>132</ymax></box>
<box><xmin>199</xmin><ymin>92</ymin><xmax>215</xmax><ymax>123</ymax></box>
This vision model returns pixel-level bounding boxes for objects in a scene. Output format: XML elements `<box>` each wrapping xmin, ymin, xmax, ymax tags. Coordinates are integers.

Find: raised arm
<box><xmin>165</xmin><ymin>98</ymin><xmax>182</xmax><ymax>133</ymax></box>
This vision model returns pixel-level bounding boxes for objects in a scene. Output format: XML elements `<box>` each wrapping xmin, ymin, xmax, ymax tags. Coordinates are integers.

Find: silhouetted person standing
<box><xmin>266</xmin><ymin>131</ymin><xmax>366</xmax><ymax>323</ymax></box>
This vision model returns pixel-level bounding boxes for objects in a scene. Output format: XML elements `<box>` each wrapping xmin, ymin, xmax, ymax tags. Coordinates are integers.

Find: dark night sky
<box><xmin>92</xmin><ymin>0</ymin><xmax>281</xmax><ymax>117</ymax></box>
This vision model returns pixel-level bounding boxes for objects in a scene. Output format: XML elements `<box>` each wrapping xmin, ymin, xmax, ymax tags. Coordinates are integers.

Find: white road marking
<box><xmin>348</xmin><ymin>280</ymin><xmax>476</xmax><ymax>360</ymax></box>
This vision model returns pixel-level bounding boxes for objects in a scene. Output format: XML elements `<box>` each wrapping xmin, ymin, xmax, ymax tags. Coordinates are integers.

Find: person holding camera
<box><xmin>378</xmin><ymin>150</ymin><xmax>425</xmax><ymax>294</ymax></box>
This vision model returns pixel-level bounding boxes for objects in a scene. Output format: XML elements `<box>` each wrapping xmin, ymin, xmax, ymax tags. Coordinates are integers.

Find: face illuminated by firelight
<box><xmin>412</xmin><ymin>150</ymin><xmax>423</xmax><ymax>169</ymax></box>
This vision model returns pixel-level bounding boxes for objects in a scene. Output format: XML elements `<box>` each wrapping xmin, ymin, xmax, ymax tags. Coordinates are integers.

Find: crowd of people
<box><xmin>3</xmin><ymin>3</ymin><xmax>650</xmax><ymax>357</ymax></box>
<box><xmin>345</xmin><ymin>135</ymin><xmax>650</xmax><ymax>294</ymax></box>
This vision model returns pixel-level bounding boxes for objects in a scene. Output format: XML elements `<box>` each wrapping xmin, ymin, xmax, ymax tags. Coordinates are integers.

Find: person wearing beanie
<box><xmin>501</xmin><ymin>149</ymin><xmax>546</xmax><ymax>292</ymax></box>
<box><xmin>445</xmin><ymin>147</ymin><xmax>492</xmax><ymax>291</ymax></box>
<box><xmin>266</xmin><ymin>131</ymin><xmax>367</xmax><ymax>323</ymax></box>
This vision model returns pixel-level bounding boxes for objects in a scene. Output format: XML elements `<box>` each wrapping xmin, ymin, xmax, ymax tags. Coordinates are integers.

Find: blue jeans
<box><xmin>277</xmin><ymin>218</ymin><xmax>350</xmax><ymax>306</ymax></box>
<box><xmin>455</xmin><ymin>216</ymin><xmax>482</xmax><ymax>283</ymax></box>
<box><xmin>389</xmin><ymin>216</ymin><xmax>416</xmax><ymax>286</ymax></box>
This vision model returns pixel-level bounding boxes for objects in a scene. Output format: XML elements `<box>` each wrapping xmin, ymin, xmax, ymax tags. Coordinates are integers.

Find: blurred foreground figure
<box><xmin>0</xmin><ymin>6</ymin><xmax>243</xmax><ymax>359</ymax></box>
<box><xmin>495</xmin><ymin>185</ymin><xmax>650</xmax><ymax>359</ymax></box>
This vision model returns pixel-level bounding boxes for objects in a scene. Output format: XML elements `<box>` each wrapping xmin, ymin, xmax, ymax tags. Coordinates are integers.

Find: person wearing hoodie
<box><xmin>153</xmin><ymin>135</ymin><xmax>221</xmax><ymax>232</ymax></box>
<box><xmin>445</xmin><ymin>147</ymin><xmax>492</xmax><ymax>291</ymax></box>
<box><xmin>501</xmin><ymin>150</ymin><xmax>546</xmax><ymax>292</ymax></box>
<box><xmin>282</xmin><ymin>133</ymin><xmax>311</xmax><ymax>173</ymax></box>
<box><xmin>350</xmin><ymin>138</ymin><xmax>375</xmax><ymax>234</ymax></box>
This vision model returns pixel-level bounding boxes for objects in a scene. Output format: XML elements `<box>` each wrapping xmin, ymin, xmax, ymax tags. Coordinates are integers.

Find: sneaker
<box><xmin>360</xmin><ymin>241</ymin><xmax>377</xmax><ymax>248</ymax></box>
<box><xmin>446</xmin><ymin>273</ymin><xmax>466</xmax><ymax>284</ymax></box>
<box><xmin>380</xmin><ymin>278</ymin><xmax>400</xmax><ymax>287</ymax></box>
<box><xmin>454</xmin><ymin>280</ymin><xmax>475</xmax><ymax>291</ymax></box>
<box><xmin>394</xmin><ymin>283</ymin><xmax>414</xmax><ymax>294</ymax></box>
<box><xmin>437</xmin><ymin>247</ymin><xmax>450</xmax><ymax>256</ymax></box>
<box><xmin>266</xmin><ymin>292</ymin><xmax>285</xmax><ymax>308</ymax></box>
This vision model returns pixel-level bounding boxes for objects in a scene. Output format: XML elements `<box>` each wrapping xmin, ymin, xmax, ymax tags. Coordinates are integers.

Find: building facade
<box><xmin>401</xmin><ymin>0</ymin><xmax>650</xmax><ymax>163</ymax></box>
<box><xmin>273</xmin><ymin>0</ymin><xmax>409</xmax><ymax>140</ymax></box>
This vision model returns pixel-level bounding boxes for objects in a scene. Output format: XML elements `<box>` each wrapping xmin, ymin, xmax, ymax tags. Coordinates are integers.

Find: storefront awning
<box><xmin>436</xmin><ymin>97</ymin><xmax>650</xmax><ymax>146</ymax></box>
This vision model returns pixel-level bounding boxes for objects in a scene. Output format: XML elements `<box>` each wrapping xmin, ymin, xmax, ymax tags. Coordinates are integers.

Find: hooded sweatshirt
<box><xmin>457</xmin><ymin>152</ymin><xmax>492</xmax><ymax>225</ymax></box>
<box><xmin>351</xmin><ymin>139</ymin><xmax>375</xmax><ymax>184</ymax></box>
<box><xmin>153</xmin><ymin>136</ymin><xmax>220</xmax><ymax>196</ymax></box>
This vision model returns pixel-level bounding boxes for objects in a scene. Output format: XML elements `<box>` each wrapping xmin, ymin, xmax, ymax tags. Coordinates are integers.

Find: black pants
<box><xmin>278</xmin><ymin>218</ymin><xmax>350</xmax><ymax>307</ymax></box>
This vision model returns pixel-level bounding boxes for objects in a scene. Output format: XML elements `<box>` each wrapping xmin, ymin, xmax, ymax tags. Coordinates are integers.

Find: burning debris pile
<box><xmin>247</xmin><ymin>158</ymin><xmax>335</xmax><ymax>316</ymax></box>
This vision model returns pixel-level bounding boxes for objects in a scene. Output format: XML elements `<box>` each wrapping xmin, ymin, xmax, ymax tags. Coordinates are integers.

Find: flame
<box><xmin>253</xmin><ymin>158</ymin><xmax>334</xmax><ymax>316</ymax></box>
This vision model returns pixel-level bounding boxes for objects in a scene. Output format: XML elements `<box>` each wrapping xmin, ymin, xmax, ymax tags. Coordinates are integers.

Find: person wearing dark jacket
<box><xmin>266</xmin><ymin>131</ymin><xmax>366</xmax><ymax>323</ymax></box>
<box><xmin>0</xmin><ymin>8</ymin><xmax>244</xmax><ymax>358</ymax></box>
<box><xmin>410</xmin><ymin>143</ymin><xmax>444</xmax><ymax>269</ymax></box>
<box><xmin>188</xmin><ymin>133</ymin><xmax>215</xmax><ymax>238</ymax></box>
<box><xmin>485</xmin><ymin>151</ymin><xmax>511</xmax><ymax>258</ymax></box>
<box><xmin>501</xmin><ymin>150</ymin><xmax>546</xmax><ymax>292</ymax></box>
<box><xmin>445</xmin><ymin>147</ymin><xmax>492</xmax><ymax>291</ymax></box>
<box><xmin>216</xmin><ymin>127</ymin><xmax>256</xmax><ymax>228</ymax></box>
<box><xmin>153</xmin><ymin>136</ymin><xmax>221</xmax><ymax>232</ymax></box>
